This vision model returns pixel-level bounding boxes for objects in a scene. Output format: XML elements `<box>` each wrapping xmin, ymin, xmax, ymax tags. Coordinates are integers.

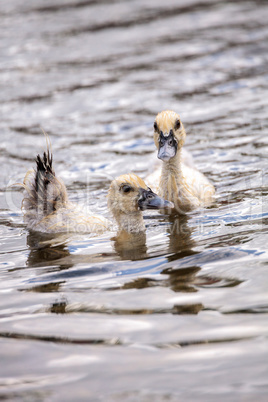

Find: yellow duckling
<box><xmin>21</xmin><ymin>150</ymin><xmax>173</xmax><ymax>234</ymax></box>
<box><xmin>146</xmin><ymin>110</ymin><xmax>215</xmax><ymax>213</ymax></box>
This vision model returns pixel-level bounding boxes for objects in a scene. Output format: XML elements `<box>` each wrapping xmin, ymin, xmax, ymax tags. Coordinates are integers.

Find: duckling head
<box><xmin>153</xmin><ymin>110</ymin><xmax>186</xmax><ymax>162</ymax></box>
<box><xmin>108</xmin><ymin>173</ymin><xmax>173</xmax><ymax>231</ymax></box>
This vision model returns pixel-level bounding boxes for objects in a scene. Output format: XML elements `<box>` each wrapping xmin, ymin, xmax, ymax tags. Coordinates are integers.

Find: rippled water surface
<box><xmin>1</xmin><ymin>0</ymin><xmax>268</xmax><ymax>400</ymax></box>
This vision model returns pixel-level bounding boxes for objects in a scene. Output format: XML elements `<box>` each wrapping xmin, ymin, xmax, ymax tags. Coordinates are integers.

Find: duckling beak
<box><xmin>158</xmin><ymin>132</ymin><xmax>177</xmax><ymax>161</ymax></box>
<box><xmin>138</xmin><ymin>188</ymin><xmax>174</xmax><ymax>211</ymax></box>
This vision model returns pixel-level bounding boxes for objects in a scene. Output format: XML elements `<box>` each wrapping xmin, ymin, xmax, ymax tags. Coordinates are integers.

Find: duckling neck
<box><xmin>113</xmin><ymin>211</ymin><xmax>145</xmax><ymax>233</ymax></box>
<box><xmin>160</xmin><ymin>148</ymin><xmax>184</xmax><ymax>199</ymax></box>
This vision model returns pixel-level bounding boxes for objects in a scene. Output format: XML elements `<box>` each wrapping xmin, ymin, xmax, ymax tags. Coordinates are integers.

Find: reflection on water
<box><xmin>0</xmin><ymin>0</ymin><xmax>268</xmax><ymax>400</ymax></box>
<box><xmin>166</xmin><ymin>214</ymin><xmax>196</xmax><ymax>257</ymax></box>
<box><xmin>26</xmin><ymin>233</ymin><xmax>74</xmax><ymax>269</ymax></box>
<box><xmin>112</xmin><ymin>231</ymin><xmax>148</xmax><ymax>261</ymax></box>
<box><xmin>162</xmin><ymin>266</ymin><xmax>201</xmax><ymax>293</ymax></box>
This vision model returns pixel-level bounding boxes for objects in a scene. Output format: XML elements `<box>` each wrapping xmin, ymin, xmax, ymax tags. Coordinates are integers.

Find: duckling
<box><xmin>21</xmin><ymin>150</ymin><xmax>173</xmax><ymax>234</ymax></box>
<box><xmin>146</xmin><ymin>110</ymin><xmax>215</xmax><ymax>213</ymax></box>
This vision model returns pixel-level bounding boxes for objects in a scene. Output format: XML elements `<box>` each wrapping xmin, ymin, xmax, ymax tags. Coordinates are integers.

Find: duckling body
<box><xmin>146</xmin><ymin>110</ymin><xmax>215</xmax><ymax>213</ymax></box>
<box><xmin>22</xmin><ymin>153</ymin><xmax>111</xmax><ymax>234</ymax></box>
<box><xmin>21</xmin><ymin>149</ymin><xmax>172</xmax><ymax>234</ymax></box>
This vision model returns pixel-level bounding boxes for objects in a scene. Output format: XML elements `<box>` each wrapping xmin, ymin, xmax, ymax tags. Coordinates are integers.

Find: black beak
<box><xmin>138</xmin><ymin>188</ymin><xmax>174</xmax><ymax>211</ymax></box>
<box><xmin>158</xmin><ymin>131</ymin><xmax>177</xmax><ymax>161</ymax></box>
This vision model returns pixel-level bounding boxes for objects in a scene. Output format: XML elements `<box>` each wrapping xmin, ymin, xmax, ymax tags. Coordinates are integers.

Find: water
<box><xmin>1</xmin><ymin>0</ymin><xmax>268</xmax><ymax>400</ymax></box>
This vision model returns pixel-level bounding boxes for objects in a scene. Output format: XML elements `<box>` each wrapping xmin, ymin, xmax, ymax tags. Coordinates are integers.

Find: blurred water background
<box><xmin>0</xmin><ymin>0</ymin><xmax>268</xmax><ymax>400</ymax></box>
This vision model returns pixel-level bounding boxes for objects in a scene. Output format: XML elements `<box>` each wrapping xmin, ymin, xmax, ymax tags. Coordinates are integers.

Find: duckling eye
<box><xmin>159</xmin><ymin>137</ymin><xmax>165</xmax><ymax>146</ymax></box>
<box><xmin>121</xmin><ymin>185</ymin><xmax>132</xmax><ymax>193</ymax></box>
<box><xmin>153</xmin><ymin>121</ymin><xmax>158</xmax><ymax>132</ymax></box>
<box><xmin>174</xmin><ymin>119</ymin><xmax>181</xmax><ymax>130</ymax></box>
